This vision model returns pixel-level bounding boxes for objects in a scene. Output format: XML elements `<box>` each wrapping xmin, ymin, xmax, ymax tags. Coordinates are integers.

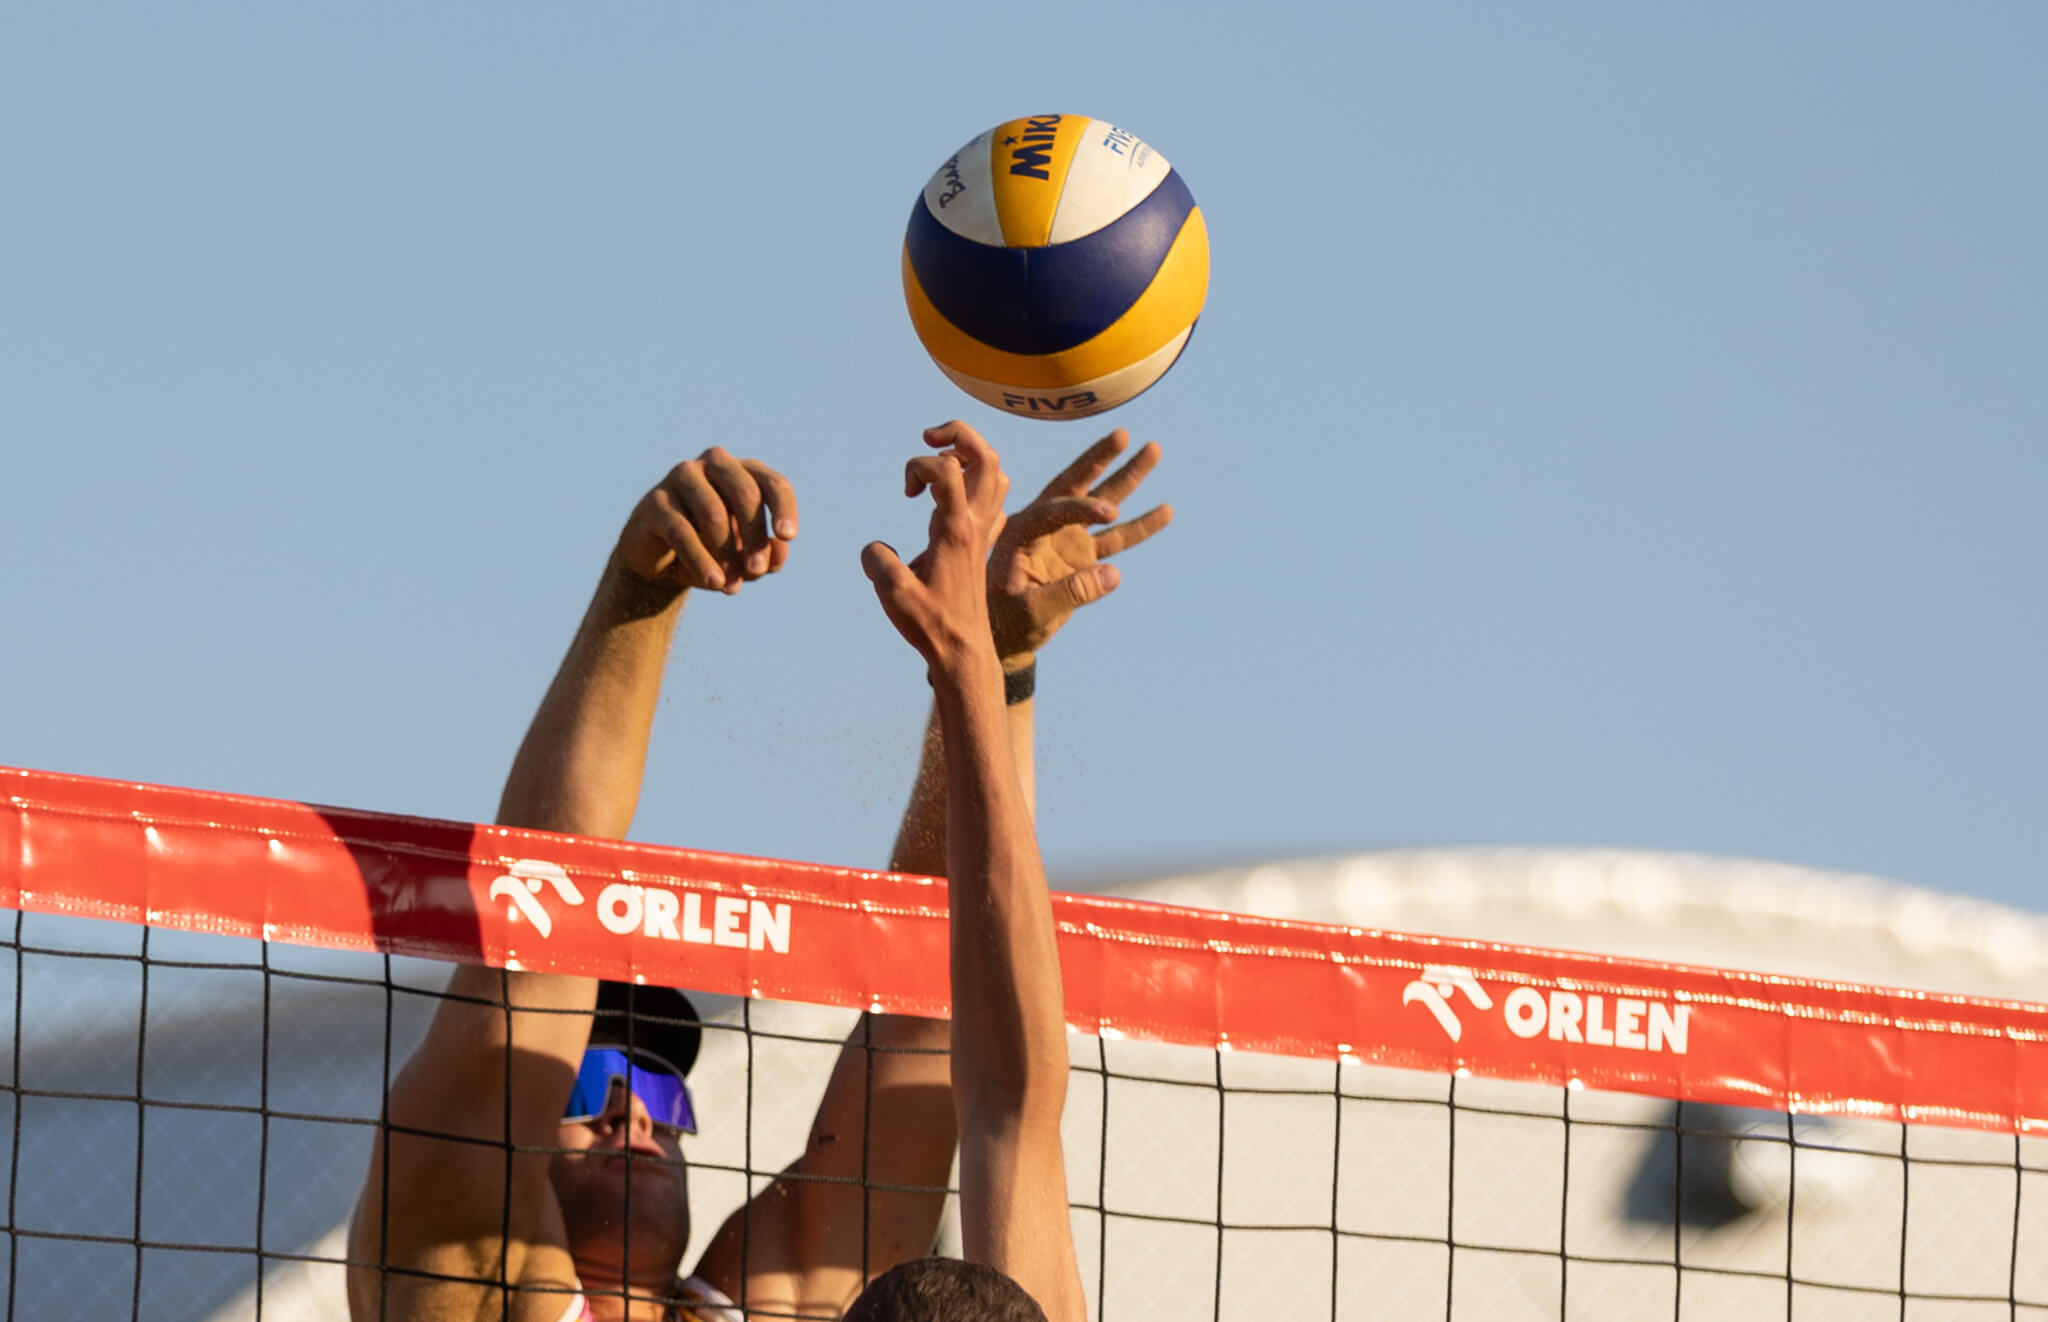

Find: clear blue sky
<box><xmin>4</xmin><ymin>4</ymin><xmax>2042</xmax><ymax>914</ymax></box>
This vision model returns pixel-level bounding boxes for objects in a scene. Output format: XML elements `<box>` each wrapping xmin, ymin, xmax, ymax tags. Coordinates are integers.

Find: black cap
<box><xmin>590</xmin><ymin>981</ymin><xmax>703</xmax><ymax>1078</ymax></box>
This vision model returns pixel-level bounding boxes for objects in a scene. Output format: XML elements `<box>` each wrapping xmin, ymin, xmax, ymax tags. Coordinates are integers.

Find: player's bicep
<box><xmin>695</xmin><ymin>1014</ymin><xmax>956</xmax><ymax>1309</ymax></box>
<box><xmin>346</xmin><ymin>1162</ymin><xmax>573</xmax><ymax>1322</ymax></box>
<box><xmin>958</xmin><ymin>1115</ymin><xmax>1087</xmax><ymax>1322</ymax></box>
<box><xmin>389</xmin><ymin>966</ymin><xmax>595</xmax><ymax>1143</ymax></box>
<box><xmin>795</xmin><ymin>1015</ymin><xmax>956</xmax><ymax>1267</ymax></box>
<box><xmin>358</xmin><ymin>967</ymin><xmax>594</xmax><ymax>1260</ymax></box>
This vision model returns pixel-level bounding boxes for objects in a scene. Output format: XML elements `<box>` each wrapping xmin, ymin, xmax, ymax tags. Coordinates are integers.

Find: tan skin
<box><xmin>889</xmin><ymin>428</ymin><xmax>1172</xmax><ymax>872</ymax></box>
<box><xmin>348</xmin><ymin>433</ymin><xmax>1169</xmax><ymax>1322</ymax></box>
<box><xmin>987</xmin><ymin>428</ymin><xmax>1173</xmax><ymax>665</ymax></box>
<box><xmin>862</xmin><ymin>422</ymin><xmax>1093</xmax><ymax>1322</ymax></box>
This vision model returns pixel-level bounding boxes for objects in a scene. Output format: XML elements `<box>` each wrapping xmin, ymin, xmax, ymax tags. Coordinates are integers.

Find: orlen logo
<box><xmin>489</xmin><ymin>859</ymin><xmax>585</xmax><ymax>939</ymax></box>
<box><xmin>488</xmin><ymin>857</ymin><xmax>792</xmax><ymax>954</ymax></box>
<box><xmin>1401</xmin><ymin>965</ymin><xmax>1493</xmax><ymax>1042</ymax></box>
<box><xmin>1402</xmin><ymin>965</ymin><xmax>1694</xmax><ymax>1054</ymax></box>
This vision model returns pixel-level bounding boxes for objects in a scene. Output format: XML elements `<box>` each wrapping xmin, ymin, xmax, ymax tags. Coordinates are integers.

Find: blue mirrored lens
<box><xmin>565</xmin><ymin>1048</ymin><xmax>697</xmax><ymax>1135</ymax></box>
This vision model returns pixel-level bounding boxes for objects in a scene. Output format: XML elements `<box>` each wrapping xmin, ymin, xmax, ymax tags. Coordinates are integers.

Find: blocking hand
<box><xmin>617</xmin><ymin>448</ymin><xmax>798</xmax><ymax>594</ymax></box>
<box><xmin>988</xmin><ymin>429</ymin><xmax>1173</xmax><ymax>663</ymax></box>
<box><xmin>862</xmin><ymin>421</ymin><xmax>1011</xmax><ymax>678</ymax></box>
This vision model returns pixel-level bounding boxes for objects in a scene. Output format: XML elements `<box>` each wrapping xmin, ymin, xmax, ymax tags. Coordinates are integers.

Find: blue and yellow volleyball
<box><xmin>903</xmin><ymin>115</ymin><xmax>1209</xmax><ymax>420</ymax></box>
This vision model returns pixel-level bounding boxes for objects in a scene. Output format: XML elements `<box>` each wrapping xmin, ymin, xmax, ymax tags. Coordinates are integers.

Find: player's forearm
<box><xmin>1005</xmin><ymin>663</ymin><xmax>1036</xmax><ymax>811</ymax></box>
<box><xmin>497</xmin><ymin>556</ymin><xmax>686</xmax><ymax>838</ymax></box>
<box><xmin>887</xmin><ymin>710</ymin><xmax>948</xmax><ymax>876</ymax></box>
<box><xmin>471</xmin><ymin>555</ymin><xmax>673</xmax><ymax>1114</ymax></box>
<box><xmin>933</xmin><ymin>658</ymin><xmax>1067</xmax><ymax>1124</ymax></box>
<box><xmin>888</xmin><ymin>694</ymin><xmax>1033</xmax><ymax>878</ymax></box>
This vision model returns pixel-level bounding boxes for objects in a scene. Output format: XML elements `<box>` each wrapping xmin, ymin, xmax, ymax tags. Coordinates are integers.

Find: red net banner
<box><xmin>5</xmin><ymin>763</ymin><xmax>2045</xmax><ymax>1135</ymax></box>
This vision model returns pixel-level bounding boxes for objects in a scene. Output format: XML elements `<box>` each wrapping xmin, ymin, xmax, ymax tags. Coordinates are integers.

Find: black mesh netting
<box><xmin>7</xmin><ymin>908</ymin><xmax>2047</xmax><ymax>1321</ymax></box>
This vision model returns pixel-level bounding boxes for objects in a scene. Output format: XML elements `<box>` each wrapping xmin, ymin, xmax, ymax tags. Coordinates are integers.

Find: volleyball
<box><xmin>902</xmin><ymin>115</ymin><xmax>1209</xmax><ymax>420</ymax></box>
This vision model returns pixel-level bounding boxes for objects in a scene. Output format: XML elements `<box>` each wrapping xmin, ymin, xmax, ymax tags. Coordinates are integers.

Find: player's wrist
<box><xmin>602</xmin><ymin>553</ymin><xmax>689</xmax><ymax>617</ymax></box>
<box><xmin>927</xmin><ymin>639</ymin><xmax>1004</xmax><ymax>700</ymax></box>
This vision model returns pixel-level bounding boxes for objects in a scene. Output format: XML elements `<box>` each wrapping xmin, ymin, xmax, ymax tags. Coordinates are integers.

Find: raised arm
<box><xmin>858</xmin><ymin>421</ymin><xmax>1089</xmax><ymax>1322</ymax></box>
<box><xmin>888</xmin><ymin>426</ymin><xmax>1172</xmax><ymax>877</ymax></box>
<box><xmin>695</xmin><ymin>431</ymin><xmax>1174</xmax><ymax>1315</ymax></box>
<box><xmin>348</xmin><ymin>450</ymin><xmax>795</xmax><ymax>1321</ymax></box>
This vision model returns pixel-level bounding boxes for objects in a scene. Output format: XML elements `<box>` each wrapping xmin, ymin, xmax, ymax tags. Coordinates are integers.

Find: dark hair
<box><xmin>591</xmin><ymin>981</ymin><xmax>702</xmax><ymax>1077</ymax></box>
<box><xmin>842</xmin><ymin>1257</ymin><xmax>1047</xmax><ymax>1322</ymax></box>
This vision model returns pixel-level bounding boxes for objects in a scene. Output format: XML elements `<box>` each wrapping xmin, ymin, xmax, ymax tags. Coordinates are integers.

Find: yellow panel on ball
<box><xmin>984</xmin><ymin>114</ymin><xmax>1090</xmax><ymax>248</ymax></box>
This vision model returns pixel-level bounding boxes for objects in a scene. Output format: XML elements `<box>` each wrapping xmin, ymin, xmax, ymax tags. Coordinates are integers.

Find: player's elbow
<box><xmin>957</xmin><ymin>1092</ymin><xmax>1067</xmax><ymax>1181</ymax></box>
<box><xmin>954</xmin><ymin>1051</ymin><xmax>1068</xmax><ymax>1135</ymax></box>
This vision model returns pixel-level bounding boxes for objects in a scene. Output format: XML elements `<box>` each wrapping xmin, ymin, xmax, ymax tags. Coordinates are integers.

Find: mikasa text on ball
<box><xmin>903</xmin><ymin>115</ymin><xmax>1209</xmax><ymax>420</ymax></box>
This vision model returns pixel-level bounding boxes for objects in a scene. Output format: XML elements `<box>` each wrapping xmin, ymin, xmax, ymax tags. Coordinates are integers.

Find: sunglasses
<box><xmin>564</xmin><ymin>1047</ymin><xmax>698</xmax><ymax>1137</ymax></box>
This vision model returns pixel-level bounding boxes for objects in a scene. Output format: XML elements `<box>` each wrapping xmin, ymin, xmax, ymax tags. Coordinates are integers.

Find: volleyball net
<box><xmin>5</xmin><ymin>764</ymin><xmax>2046</xmax><ymax>1320</ymax></box>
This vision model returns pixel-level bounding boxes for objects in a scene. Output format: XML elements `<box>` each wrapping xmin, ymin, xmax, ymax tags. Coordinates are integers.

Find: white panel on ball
<box><xmin>1048</xmin><ymin>120</ymin><xmax>1175</xmax><ymax>244</ymax></box>
<box><xmin>933</xmin><ymin>327</ymin><xmax>1195</xmax><ymax>421</ymax></box>
<box><xmin>921</xmin><ymin>128</ymin><xmax>1004</xmax><ymax>245</ymax></box>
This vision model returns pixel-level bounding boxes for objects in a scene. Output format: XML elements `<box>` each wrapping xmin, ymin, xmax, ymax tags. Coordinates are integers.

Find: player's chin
<box><xmin>555</xmin><ymin>1159</ymin><xmax>691</xmax><ymax>1231</ymax></box>
<box><xmin>550</xmin><ymin>1149</ymin><xmax>686</xmax><ymax>1217</ymax></box>
<box><xmin>597</xmin><ymin>1167</ymin><xmax>687</xmax><ymax>1228</ymax></box>
<box><xmin>557</xmin><ymin>1186</ymin><xmax>693</xmax><ymax>1278</ymax></box>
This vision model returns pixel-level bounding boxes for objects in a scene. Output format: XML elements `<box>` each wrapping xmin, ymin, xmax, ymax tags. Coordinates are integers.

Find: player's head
<box><xmin>843</xmin><ymin>1257</ymin><xmax>1047</xmax><ymax>1322</ymax></box>
<box><xmin>547</xmin><ymin>984</ymin><xmax>703</xmax><ymax>1281</ymax></box>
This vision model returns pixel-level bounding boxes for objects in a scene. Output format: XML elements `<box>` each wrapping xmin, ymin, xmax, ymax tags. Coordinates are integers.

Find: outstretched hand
<box><xmin>617</xmin><ymin>448</ymin><xmax>799</xmax><ymax>594</ymax></box>
<box><xmin>989</xmin><ymin>428</ymin><xmax>1173</xmax><ymax>663</ymax></box>
<box><xmin>863</xmin><ymin>421</ymin><xmax>1011</xmax><ymax>680</ymax></box>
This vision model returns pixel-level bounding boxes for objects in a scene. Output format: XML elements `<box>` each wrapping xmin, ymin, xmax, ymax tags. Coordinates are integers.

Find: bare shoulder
<box><xmin>346</xmin><ymin>1170</ymin><xmax>578</xmax><ymax>1322</ymax></box>
<box><xmin>689</xmin><ymin>1013</ymin><xmax>955</xmax><ymax>1314</ymax></box>
<box><xmin>687</xmin><ymin>1168</ymin><xmax>810</xmax><ymax>1317</ymax></box>
<box><xmin>347</xmin><ymin>964</ymin><xmax>589</xmax><ymax>1322</ymax></box>
<box><xmin>686</xmin><ymin>1160</ymin><xmax>887</xmax><ymax>1322</ymax></box>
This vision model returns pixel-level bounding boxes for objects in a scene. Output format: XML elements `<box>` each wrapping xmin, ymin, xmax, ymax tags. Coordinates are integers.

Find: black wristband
<box><xmin>1003</xmin><ymin>661</ymin><xmax>1036</xmax><ymax>706</ymax></box>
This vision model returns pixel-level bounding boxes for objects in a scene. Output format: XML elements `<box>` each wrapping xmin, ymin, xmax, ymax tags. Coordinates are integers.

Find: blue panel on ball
<box><xmin>905</xmin><ymin>170</ymin><xmax>1197</xmax><ymax>357</ymax></box>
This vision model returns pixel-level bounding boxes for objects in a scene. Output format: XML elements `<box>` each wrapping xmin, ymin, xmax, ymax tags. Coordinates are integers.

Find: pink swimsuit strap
<box><xmin>560</xmin><ymin>1294</ymin><xmax>696</xmax><ymax>1322</ymax></box>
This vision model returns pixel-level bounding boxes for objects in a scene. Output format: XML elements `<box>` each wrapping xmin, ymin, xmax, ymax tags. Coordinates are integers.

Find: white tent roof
<box><xmin>1102</xmin><ymin>846</ymin><xmax>2048</xmax><ymax>1002</ymax></box>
